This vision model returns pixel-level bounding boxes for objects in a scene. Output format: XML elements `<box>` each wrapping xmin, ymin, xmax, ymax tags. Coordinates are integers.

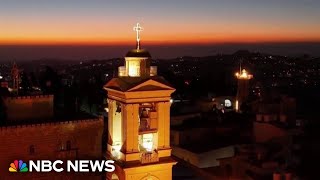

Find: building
<box><xmin>253</xmin><ymin>95</ymin><xmax>297</xmax><ymax>127</ymax></box>
<box><xmin>189</xmin><ymin>66</ymin><xmax>253</xmax><ymax>114</ymax></box>
<box><xmin>104</xmin><ymin>23</ymin><xmax>177</xmax><ymax>180</ymax></box>
<box><xmin>0</xmin><ymin>62</ymin><xmax>104</xmax><ymax>180</ymax></box>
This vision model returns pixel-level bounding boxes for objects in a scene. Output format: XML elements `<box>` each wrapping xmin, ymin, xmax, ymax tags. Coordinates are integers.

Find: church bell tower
<box><xmin>104</xmin><ymin>23</ymin><xmax>176</xmax><ymax>180</ymax></box>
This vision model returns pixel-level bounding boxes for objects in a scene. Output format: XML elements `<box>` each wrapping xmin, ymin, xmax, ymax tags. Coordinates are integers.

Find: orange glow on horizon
<box><xmin>2</xmin><ymin>19</ymin><xmax>320</xmax><ymax>45</ymax></box>
<box><xmin>1</xmin><ymin>35</ymin><xmax>320</xmax><ymax>46</ymax></box>
<box><xmin>1</xmin><ymin>22</ymin><xmax>320</xmax><ymax>45</ymax></box>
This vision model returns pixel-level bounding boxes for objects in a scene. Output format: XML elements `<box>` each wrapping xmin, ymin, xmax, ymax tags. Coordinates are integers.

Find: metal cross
<box><xmin>133</xmin><ymin>23</ymin><xmax>143</xmax><ymax>49</ymax></box>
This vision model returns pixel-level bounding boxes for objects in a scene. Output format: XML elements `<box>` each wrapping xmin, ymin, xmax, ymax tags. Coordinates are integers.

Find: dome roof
<box><xmin>125</xmin><ymin>49</ymin><xmax>151</xmax><ymax>58</ymax></box>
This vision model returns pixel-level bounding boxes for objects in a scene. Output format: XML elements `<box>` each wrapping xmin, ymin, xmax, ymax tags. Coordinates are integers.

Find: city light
<box><xmin>235</xmin><ymin>100</ymin><xmax>239</xmax><ymax>112</ymax></box>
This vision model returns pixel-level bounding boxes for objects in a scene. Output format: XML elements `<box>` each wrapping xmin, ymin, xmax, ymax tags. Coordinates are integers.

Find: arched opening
<box><xmin>111</xmin><ymin>173</ymin><xmax>119</xmax><ymax>180</ymax></box>
<box><xmin>224</xmin><ymin>99</ymin><xmax>232</xmax><ymax>108</ymax></box>
<box><xmin>140</xmin><ymin>175</ymin><xmax>160</xmax><ymax>180</ymax></box>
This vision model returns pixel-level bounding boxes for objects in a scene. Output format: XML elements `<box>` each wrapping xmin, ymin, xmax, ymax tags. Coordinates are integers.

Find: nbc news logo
<box><xmin>9</xmin><ymin>160</ymin><xmax>28</xmax><ymax>172</ymax></box>
<box><xmin>9</xmin><ymin>159</ymin><xmax>115</xmax><ymax>173</ymax></box>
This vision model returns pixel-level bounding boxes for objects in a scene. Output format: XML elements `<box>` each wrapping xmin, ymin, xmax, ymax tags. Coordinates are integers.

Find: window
<box><xmin>66</xmin><ymin>141</ymin><xmax>71</xmax><ymax>150</ymax></box>
<box><xmin>224</xmin><ymin>99</ymin><xmax>232</xmax><ymax>108</ymax></box>
<box><xmin>29</xmin><ymin>145</ymin><xmax>35</xmax><ymax>155</ymax></box>
<box><xmin>128</xmin><ymin>61</ymin><xmax>140</xmax><ymax>77</ymax></box>
<box><xmin>140</xmin><ymin>133</ymin><xmax>153</xmax><ymax>152</ymax></box>
<box><xmin>59</xmin><ymin>143</ymin><xmax>64</xmax><ymax>150</ymax></box>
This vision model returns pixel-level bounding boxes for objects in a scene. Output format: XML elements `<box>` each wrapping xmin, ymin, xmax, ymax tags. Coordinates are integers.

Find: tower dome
<box><xmin>117</xmin><ymin>23</ymin><xmax>155</xmax><ymax>78</ymax></box>
<box><xmin>125</xmin><ymin>49</ymin><xmax>151</xmax><ymax>58</ymax></box>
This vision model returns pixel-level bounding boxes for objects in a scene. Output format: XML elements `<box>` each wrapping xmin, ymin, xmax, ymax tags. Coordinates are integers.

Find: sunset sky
<box><xmin>1</xmin><ymin>0</ymin><xmax>320</xmax><ymax>45</ymax></box>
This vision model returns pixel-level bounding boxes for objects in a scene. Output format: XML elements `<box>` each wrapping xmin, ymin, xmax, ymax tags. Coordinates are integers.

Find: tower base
<box><xmin>107</xmin><ymin>158</ymin><xmax>176</xmax><ymax>180</ymax></box>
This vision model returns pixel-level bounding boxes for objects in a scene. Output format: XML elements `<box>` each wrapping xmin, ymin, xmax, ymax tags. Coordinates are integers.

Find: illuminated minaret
<box><xmin>104</xmin><ymin>23</ymin><xmax>176</xmax><ymax>180</ymax></box>
<box><xmin>11</xmin><ymin>62</ymin><xmax>19</xmax><ymax>94</ymax></box>
<box><xmin>235</xmin><ymin>64</ymin><xmax>253</xmax><ymax>112</ymax></box>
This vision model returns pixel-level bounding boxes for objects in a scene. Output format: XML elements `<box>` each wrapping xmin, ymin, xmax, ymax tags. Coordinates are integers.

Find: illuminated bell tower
<box><xmin>104</xmin><ymin>23</ymin><xmax>176</xmax><ymax>180</ymax></box>
<box><xmin>235</xmin><ymin>65</ymin><xmax>253</xmax><ymax>112</ymax></box>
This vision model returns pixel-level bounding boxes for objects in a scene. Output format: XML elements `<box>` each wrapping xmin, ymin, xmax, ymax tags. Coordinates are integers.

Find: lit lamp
<box><xmin>143</xmin><ymin>140</ymin><xmax>153</xmax><ymax>152</ymax></box>
<box><xmin>235</xmin><ymin>100</ymin><xmax>239</xmax><ymax>112</ymax></box>
<box><xmin>142</xmin><ymin>134</ymin><xmax>153</xmax><ymax>152</ymax></box>
<box><xmin>112</xmin><ymin>142</ymin><xmax>121</xmax><ymax>159</ymax></box>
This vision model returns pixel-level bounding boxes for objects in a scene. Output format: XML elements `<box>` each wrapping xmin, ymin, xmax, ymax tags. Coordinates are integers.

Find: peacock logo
<box><xmin>9</xmin><ymin>160</ymin><xmax>29</xmax><ymax>172</ymax></box>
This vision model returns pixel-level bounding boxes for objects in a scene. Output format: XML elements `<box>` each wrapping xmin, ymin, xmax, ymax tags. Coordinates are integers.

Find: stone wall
<box><xmin>0</xmin><ymin>117</ymin><xmax>104</xmax><ymax>179</ymax></box>
<box><xmin>3</xmin><ymin>95</ymin><xmax>54</xmax><ymax>121</ymax></box>
<box><xmin>172</xmin><ymin>145</ymin><xmax>234</xmax><ymax>168</ymax></box>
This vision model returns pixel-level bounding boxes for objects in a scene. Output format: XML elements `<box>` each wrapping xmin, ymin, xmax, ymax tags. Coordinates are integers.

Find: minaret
<box><xmin>104</xmin><ymin>23</ymin><xmax>176</xmax><ymax>180</ymax></box>
<box><xmin>11</xmin><ymin>62</ymin><xmax>19</xmax><ymax>94</ymax></box>
<box><xmin>235</xmin><ymin>64</ymin><xmax>253</xmax><ymax>112</ymax></box>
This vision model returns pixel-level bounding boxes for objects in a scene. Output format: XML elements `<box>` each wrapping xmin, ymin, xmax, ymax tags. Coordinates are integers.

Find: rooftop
<box><xmin>104</xmin><ymin>76</ymin><xmax>173</xmax><ymax>92</ymax></box>
<box><xmin>180</xmin><ymin>135</ymin><xmax>250</xmax><ymax>154</ymax></box>
<box><xmin>125</xmin><ymin>49</ymin><xmax>151</xmax><ymax>58</ymax></box>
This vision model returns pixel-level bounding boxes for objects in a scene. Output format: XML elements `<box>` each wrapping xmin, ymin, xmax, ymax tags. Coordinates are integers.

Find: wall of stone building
<box><xmin>173</xmin><ymin>128</ymin><xmax>215</xmax><ymax>146</ymax></box>
<box><xmin>172</xmin><ymin>146</ymin><xmax>234</xmax><ymax>168</ymax></box>
<box><xmin>253</xmin><ymin>122</ymin><xmax>287</xmax><ymax>143</ymax></box>
<box><xmin>0</xmin><ymin>117</ymin><xmax>104</xmax><ymax>179</ymax></box>
<box><xmin>3</xmin><ymin>95</ymin><xmax>54</xmax><ymax>121</ymax></box>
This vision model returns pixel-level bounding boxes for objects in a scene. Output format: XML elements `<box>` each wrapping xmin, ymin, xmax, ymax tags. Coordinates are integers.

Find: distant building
<box><xmin>253</xmin><ymin>95</ymin><xmax>296</xmax><ymax>127</ymax></box>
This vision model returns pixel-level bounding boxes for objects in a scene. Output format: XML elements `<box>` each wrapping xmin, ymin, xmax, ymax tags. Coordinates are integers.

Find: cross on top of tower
<box><xmin>133</xmin><ymin>23</ymin><xmax>143</xmax><ymax>50</ymax></box>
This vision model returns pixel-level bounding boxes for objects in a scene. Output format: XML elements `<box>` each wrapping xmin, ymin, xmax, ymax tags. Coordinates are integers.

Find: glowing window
<box><xmin>128</xmin><ymin>61</ymin><xmax>140</xmax><ymax>77</ymax></box>
<box><xmin>224</xmin><ymin>99</ymin><xmax>232</xmax><ymax>107</ymax></box>
<box><xmin>141</xmin><ymin>133</ymin><xmax>153</xmax><ymax>152</ymax></box>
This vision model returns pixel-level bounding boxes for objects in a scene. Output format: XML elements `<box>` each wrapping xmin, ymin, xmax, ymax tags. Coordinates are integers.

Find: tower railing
<box><xmin>140</xmin><ymin>150</ymin><xmax>159</xmax><ymax>164</ymax></box>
